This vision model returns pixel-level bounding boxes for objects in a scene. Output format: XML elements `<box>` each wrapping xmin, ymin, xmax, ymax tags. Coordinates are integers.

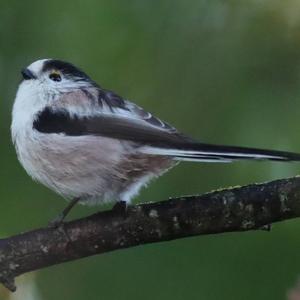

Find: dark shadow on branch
<box><xmin>1</xmin><ymin>176</ymin><xmax>300</xmax><ymax>292</ymax></box>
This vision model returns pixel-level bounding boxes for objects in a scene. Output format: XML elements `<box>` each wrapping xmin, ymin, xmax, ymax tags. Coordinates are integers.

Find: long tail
<box><xmin>142</xmin><ymin>142</ymin><xmax>300</xmax><ymax>163</ymax></box>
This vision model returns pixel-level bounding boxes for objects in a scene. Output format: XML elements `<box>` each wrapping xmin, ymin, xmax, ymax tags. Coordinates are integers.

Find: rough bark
<box><xmin>1</xmin><ymin>176</ymin><xmax>300</xmax><ymax>292</ymax></box>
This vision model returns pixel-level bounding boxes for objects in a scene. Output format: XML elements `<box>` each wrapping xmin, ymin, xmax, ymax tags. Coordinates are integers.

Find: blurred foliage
<box><xmin>1</xmin><ymin>0</ymin><xmax>300</xmax><ymax>299</ymax></box>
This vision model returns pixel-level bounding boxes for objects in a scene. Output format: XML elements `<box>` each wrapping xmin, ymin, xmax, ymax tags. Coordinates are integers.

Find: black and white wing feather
<box><xmin>33</xmin><ymin>88</ymin><xmax>300</xmax><ymax>162</ymax></box>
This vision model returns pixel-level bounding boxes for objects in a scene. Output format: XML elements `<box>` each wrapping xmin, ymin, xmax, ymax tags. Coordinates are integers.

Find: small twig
<box><xmin>1</xmin><ymin>176</ymin><xmax>300</xmax><ymax>292</ymax></box>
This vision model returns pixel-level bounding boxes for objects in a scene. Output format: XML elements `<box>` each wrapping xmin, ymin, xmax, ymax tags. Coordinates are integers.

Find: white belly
<box><xmin>13</xmin><ymin>129</ymin><xmax>129</xmax><ymax>203</ymax></box>
<box><xmin>12</xmin><ymin>129</ymin><xmax>174</xmax><ymax>205</ymax></box>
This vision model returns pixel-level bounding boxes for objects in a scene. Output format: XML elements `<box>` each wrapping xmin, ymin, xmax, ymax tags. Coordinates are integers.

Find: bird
<box><xmin>11</xmin><ymin>58</ymin><xmax>300</xmax><ymax>225</ymax></box>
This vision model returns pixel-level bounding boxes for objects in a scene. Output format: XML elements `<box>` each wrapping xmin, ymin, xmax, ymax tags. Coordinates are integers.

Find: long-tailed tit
<box><xmin>11</xmin><ymin>59</ymin><xmax>300</xmax><ymax>224</ymax></box>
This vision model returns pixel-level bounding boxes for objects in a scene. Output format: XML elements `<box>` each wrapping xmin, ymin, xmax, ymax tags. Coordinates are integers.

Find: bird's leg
<box><xmin>48</xmin><ymin>197</ymin><xmax>81</xmax><ymax>228</ymax></box>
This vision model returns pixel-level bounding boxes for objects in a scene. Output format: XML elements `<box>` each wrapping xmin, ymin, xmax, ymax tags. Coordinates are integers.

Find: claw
<box><xmin>48</xmin><ymin>213</ymin><xmax>65</xmax><ymax>228</ymax></box>
<box><xmin>48</xmin><ymin>197</ymin><xmax>81</xmax><ymax>228</ymax></box>
<box><xmin>260</xmin><ymin>224</ymin><xmax>272</xmax><ymax>231</ymax></box>
<box><xmin>112</xmin><ymin>201</ymin><xmax>127</xmax><ymax>215</ymax></box>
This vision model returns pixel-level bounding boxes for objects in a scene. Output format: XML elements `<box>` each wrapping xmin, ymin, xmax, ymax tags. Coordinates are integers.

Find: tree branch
<box><xmin>1</xmin><ymin>176</ymin><xmax>300</xmax><ymax>292</ymax></box>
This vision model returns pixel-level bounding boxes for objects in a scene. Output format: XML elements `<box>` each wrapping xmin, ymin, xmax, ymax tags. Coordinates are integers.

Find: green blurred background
<box><xmin>1</xmin><ymin>0</ymin><xmax>300</xmax><ymax>299</ymax></box>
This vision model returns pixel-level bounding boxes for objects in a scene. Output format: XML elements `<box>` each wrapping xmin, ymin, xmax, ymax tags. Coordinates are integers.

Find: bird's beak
<box><xmin>21</xmin><ymin>68</ymin><xmax>37</xmax><ymax>80</ymax></box>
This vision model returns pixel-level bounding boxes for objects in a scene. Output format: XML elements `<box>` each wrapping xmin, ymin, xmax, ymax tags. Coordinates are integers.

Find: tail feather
<box><xmin>142</xmin><ymin>142</ymin><xmax>300</xmax><ymax>162</ymax></box>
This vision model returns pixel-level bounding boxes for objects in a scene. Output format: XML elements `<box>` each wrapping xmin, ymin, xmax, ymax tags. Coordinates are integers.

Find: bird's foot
<box><xmin>48</xmin><ymin>197</ymin><xmax>81</xmax><ymax>228</ymax></box>
<box><xmin>112</xmin><ymin>200</ymin><xmax>127</xmax><ymax>215</ymax></box>
<box><xmin>48</xmin><ymin>213</ymin><xmax>65</xmax><ymax>228</ymax></box>
<box><xmin>260</xmin><ymin>224</ymin><xmax>272</xmax><ymax>231</ymax></box>
<box><xmin>47</xmin><ymin>214</ymin><xmax>72</xmax><ymax>243</ymax></box>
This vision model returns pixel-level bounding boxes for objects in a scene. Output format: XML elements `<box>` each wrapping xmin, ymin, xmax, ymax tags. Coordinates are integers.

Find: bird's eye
<box><xmin>49</xmin><ymin>72</ymin><xmax>62</xmax><ymax>82</ymax></box>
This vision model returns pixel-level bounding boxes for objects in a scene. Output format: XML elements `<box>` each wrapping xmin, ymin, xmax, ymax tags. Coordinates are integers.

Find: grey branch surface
<box><xmin>2</xmin><ymin>176</ymin><xmax>300</xmax><ymax>292</ymax></box>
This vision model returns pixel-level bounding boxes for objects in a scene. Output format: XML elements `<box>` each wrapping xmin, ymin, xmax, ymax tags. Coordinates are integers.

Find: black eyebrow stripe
<box><xmin>42</xmin><ymin>60</ymin><xmax>90</xmax><ymax>79</ymax></box>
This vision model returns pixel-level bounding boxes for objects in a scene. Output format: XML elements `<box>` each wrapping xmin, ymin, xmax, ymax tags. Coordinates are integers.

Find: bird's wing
<box><xmin>96</xmin><ymin>88</ymin><xmax>179</xmax><ymax>134</ymax></box>
<box><xmin>33</xmin><ymin>88</ymin><xmax>300</xmax><ymax>162</ymax></box>
<box><xmin>33</xmin><ymin>107</ymin><xmax>193</xmax><ymax>148</ymax></box>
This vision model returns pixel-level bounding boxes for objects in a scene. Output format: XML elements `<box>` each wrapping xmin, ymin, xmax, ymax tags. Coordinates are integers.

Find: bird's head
<box><xmin>20</xmin><ymin>59</ymin><xmax>96</xmax><ymax>95</ymax></box>
<box><xmin>13</xmin><ymin>59</ymin><xmax>100</xmax><ymax>128</ymax></box>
